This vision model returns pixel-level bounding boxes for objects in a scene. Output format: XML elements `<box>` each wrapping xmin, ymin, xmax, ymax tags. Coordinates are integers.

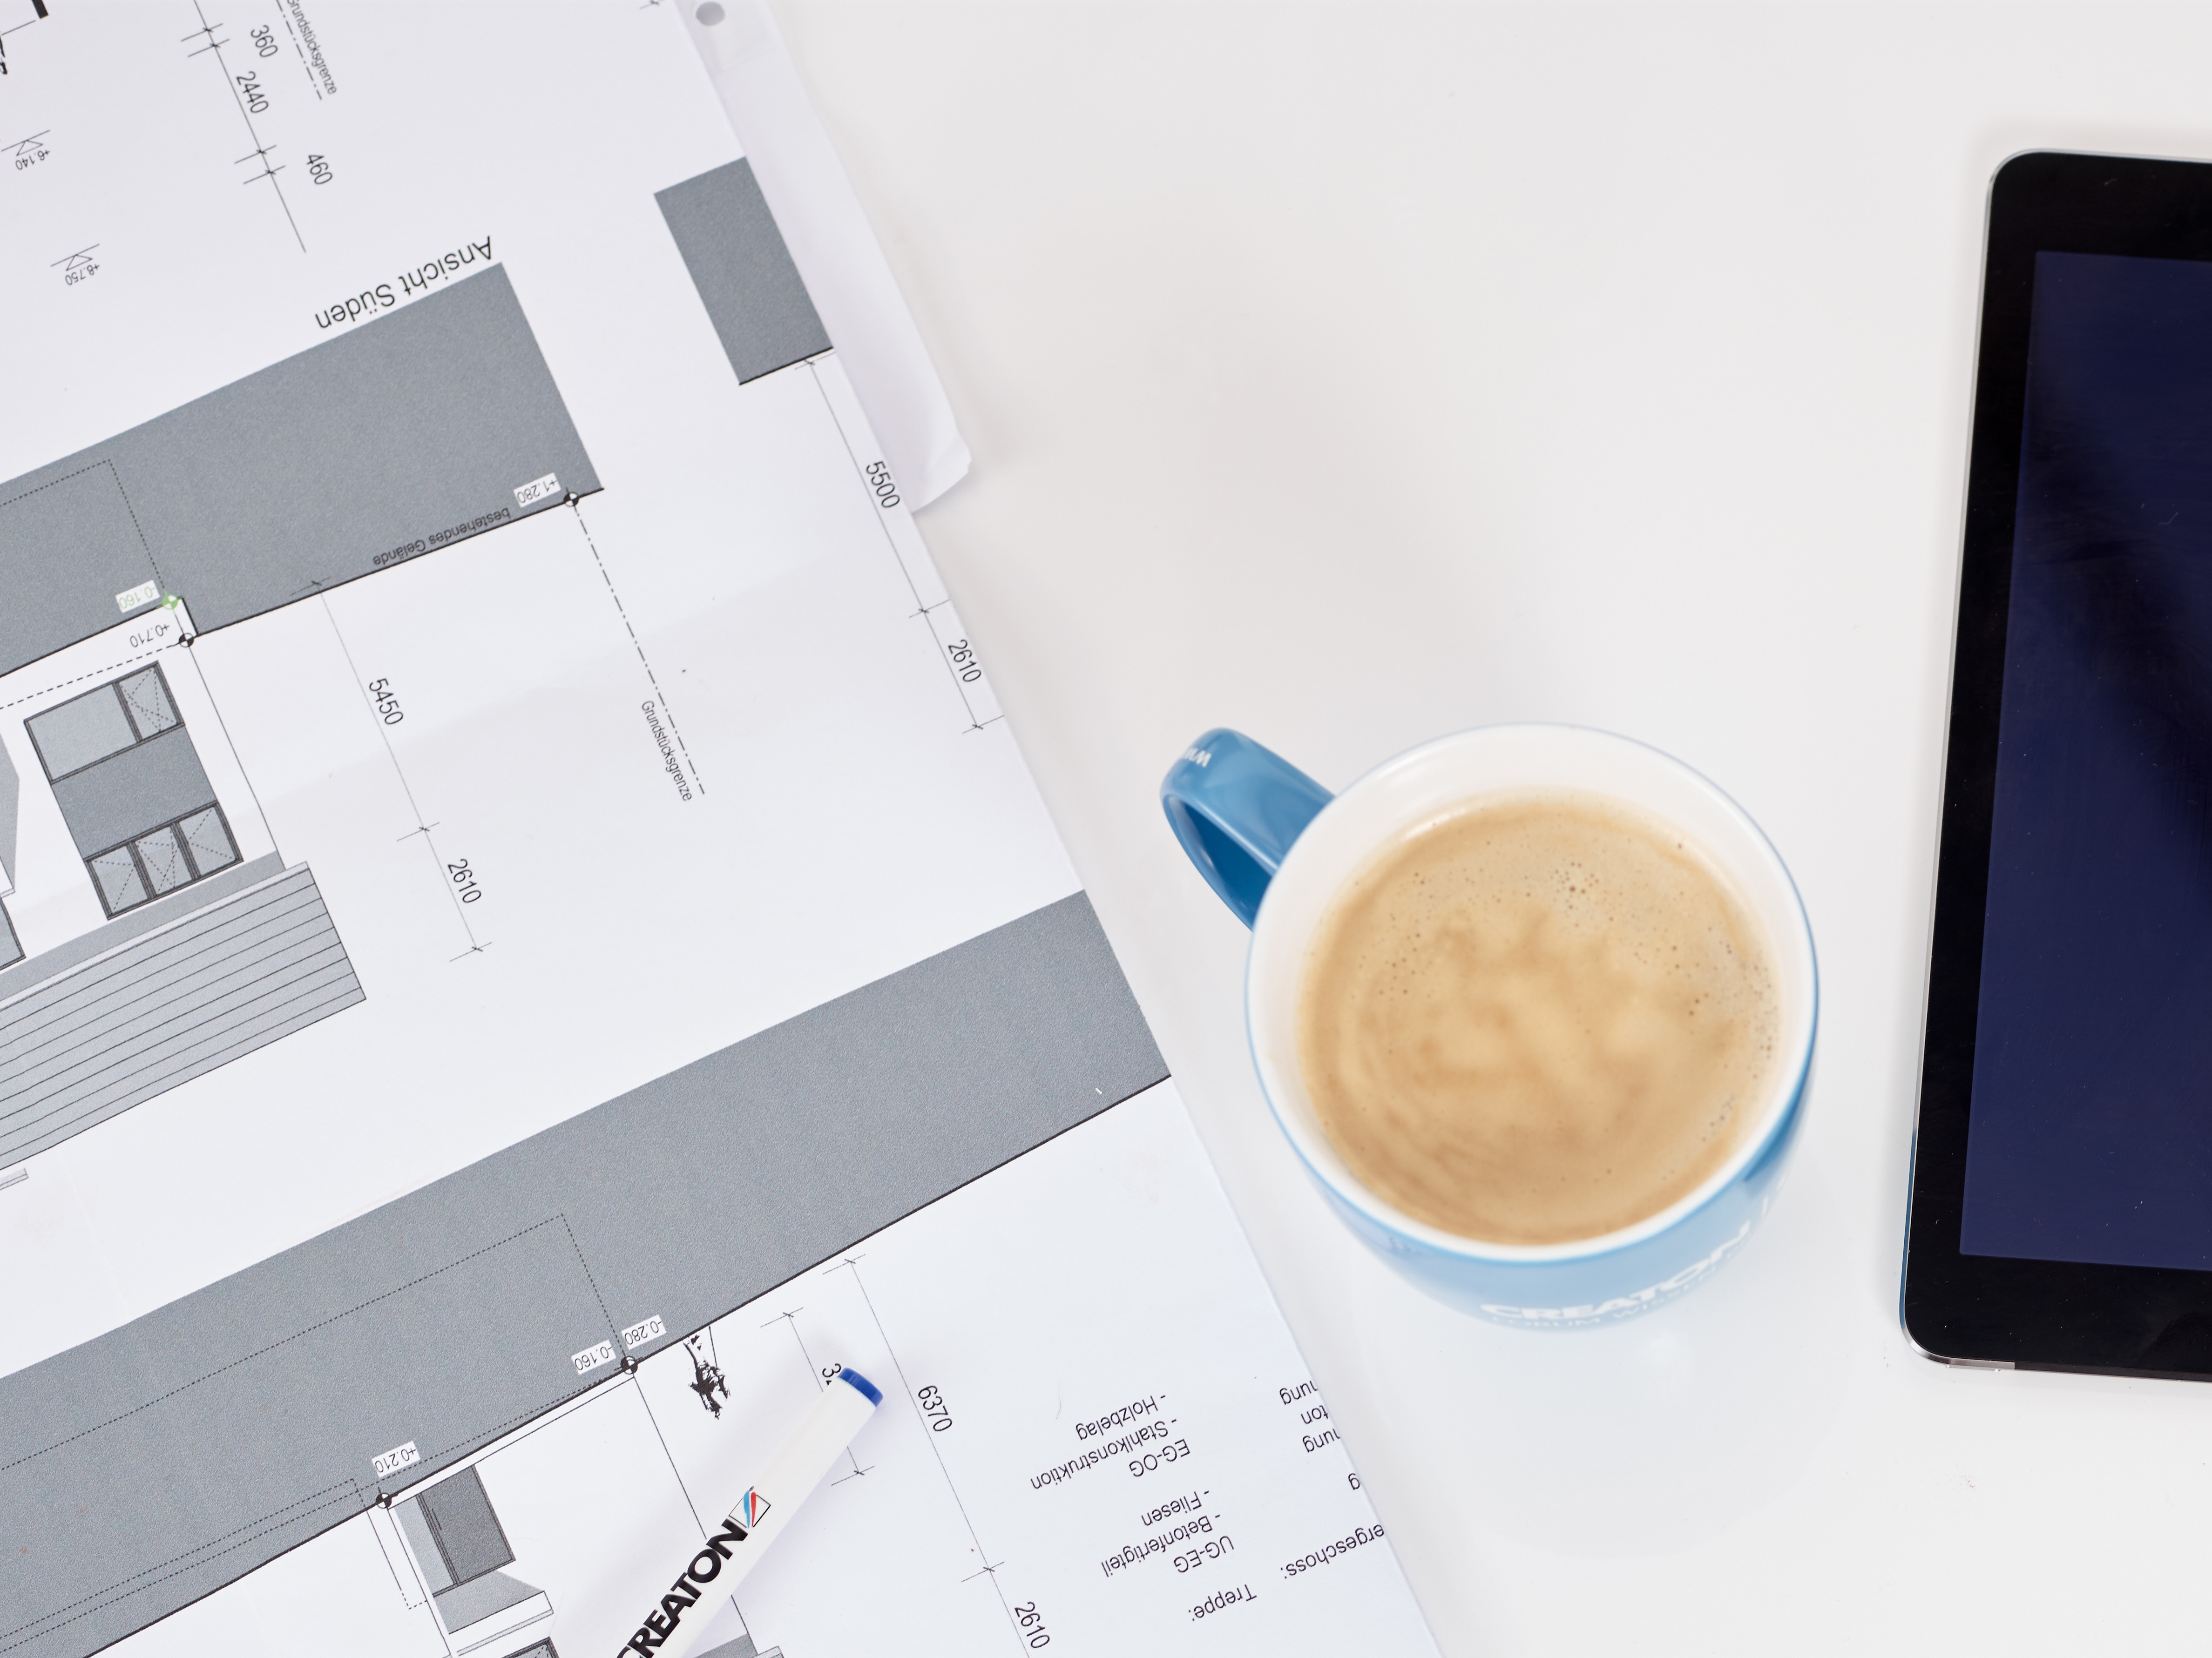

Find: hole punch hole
<box><xmin>695</xmin><ymin>2</ymin><xmax>725</xmax><ymax>23</ymax></box>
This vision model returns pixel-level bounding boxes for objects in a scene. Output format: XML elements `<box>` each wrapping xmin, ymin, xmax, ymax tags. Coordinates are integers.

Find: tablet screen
<box><xmin>1961</xmin><ymin>249</ymin><xmax>2212</xmax><ymax>1271</ymax></box>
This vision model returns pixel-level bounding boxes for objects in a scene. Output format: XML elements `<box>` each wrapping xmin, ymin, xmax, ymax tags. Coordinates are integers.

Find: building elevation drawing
<box><xmin>0</xmin><ymin>267</ymin><xmax>601</xmax><ymax>1179</ymax></box>
<box><xmin>0</xmin><ymin>661</ymin><xmax>342</xmax><ymax>1179</ymax></box>
<box><xmin>0</xmin><ymin>897</ymin><xmax>1164</xmax><ymax>1658</ymax></box>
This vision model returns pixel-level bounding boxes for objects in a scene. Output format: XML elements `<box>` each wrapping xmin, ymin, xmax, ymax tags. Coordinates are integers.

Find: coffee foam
<box><xmin>1295</xmin><ymin>789</ymin><xmax>1779</xmax><ymax>1246</ymax></box>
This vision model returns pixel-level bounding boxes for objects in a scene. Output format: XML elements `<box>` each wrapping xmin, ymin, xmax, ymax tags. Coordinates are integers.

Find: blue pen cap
<box><xmin>837</xmin><ymin>1367</ymin><xmax>883</xmax><ymax>1405</ymax></box>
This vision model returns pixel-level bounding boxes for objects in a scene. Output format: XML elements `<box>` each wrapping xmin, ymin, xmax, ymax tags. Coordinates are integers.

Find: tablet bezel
<box><xmin>1906</xmin><ymin>150</ymin><xmax>2212</xmax><ymax>1377</ymax></box>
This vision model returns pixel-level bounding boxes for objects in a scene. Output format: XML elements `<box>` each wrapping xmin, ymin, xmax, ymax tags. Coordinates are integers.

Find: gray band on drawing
<box><xmin>0</xmin><ymin>891</ymin><xmax>1164</xmax><ymax>1658</ymax></box>
<box><xmin>0</xmin><ymin>266</ymin><xmax>599</xmax><ymax>679</ymax></box>
<box><xmin>656</xmin><ymin>159</ymin><xmax>833</xmax><ymax>384</ymax></box>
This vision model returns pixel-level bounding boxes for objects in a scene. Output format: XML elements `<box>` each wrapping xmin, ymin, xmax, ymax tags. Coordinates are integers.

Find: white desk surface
<box><xmin>771</xmin><ymin>6</ymin><xmax>2212</xmax><ymax>1651</ymax></box>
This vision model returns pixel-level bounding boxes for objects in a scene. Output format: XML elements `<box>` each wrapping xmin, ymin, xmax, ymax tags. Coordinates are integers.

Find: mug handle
<box><xmin>1161</xmin><ymin>729</ymin><xmax>1334</xmax><ymax>928</ymax></box>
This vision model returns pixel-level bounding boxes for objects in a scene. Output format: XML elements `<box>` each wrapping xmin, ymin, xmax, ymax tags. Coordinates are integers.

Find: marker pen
<box><xmin>620</xmin><ymin>1367</ymin><xmax>882</xmax><ymax>1658</ymax></box>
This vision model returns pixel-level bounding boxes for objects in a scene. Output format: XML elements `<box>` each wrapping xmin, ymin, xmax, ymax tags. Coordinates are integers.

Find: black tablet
<box><xmin>1906</xmin><ymin>151</ymin><xmax>2212</xmax><ymax>1376</ymax></box>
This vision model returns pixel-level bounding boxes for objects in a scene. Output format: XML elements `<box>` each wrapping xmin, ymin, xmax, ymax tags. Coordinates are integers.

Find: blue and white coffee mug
<box><xmin>1161</xmin><ymin>725</ymin><xmax>1817</xmax><ymax>1327</ymax></box>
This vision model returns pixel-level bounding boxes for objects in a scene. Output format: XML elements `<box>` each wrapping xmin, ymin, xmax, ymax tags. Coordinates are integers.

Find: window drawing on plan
<box><xmin>0</xmin><ymin>660</ymin><xmax>365</xmax><ymax>1174</ymax></box>
<box><xmin>27</xmin><ymin>666</ymin><xmax>238</xmax><ymax>917</ymax></box>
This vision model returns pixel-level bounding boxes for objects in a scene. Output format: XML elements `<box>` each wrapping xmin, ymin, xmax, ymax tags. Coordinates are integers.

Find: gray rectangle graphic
<box><xmin>0</xmin><ymin>266</ymin><xmax>600</xmax><ymax>678</ymax></box>
<box><xmin>416</xmin><ymin>1468</ymin><xmax>514</xmax><ymax>1587</ymax></box>
<box><xmin>49</xmin><ymin>727</ymin><xmax>216</xmax><ymax>860</ymax></box>
<box><xmin>24</xmin><ymin>681</ymin><xmax>139</xmax><ymax>781</ymax></box>
<box><xmin>0</xmin><ymin>464</ymin><xmax>161</xmax><ymax>689</ymax></box>
<box><xmin>656</xmin><ymin>159</ymin><xmax>833</xmax><ymax>384</ymax></box>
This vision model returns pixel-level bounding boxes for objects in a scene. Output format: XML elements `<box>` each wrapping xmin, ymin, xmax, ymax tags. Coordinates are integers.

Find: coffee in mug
<box><xmin>1295</xmin><ymin>789</ymin><xmax>1780</xmax><ymax>1247</ymax></box>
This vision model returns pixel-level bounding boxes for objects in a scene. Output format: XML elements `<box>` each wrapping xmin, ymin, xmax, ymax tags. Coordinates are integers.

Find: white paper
<box><xmin>0</xmin><ymin>7</ymin><xmax>1433</xmax><ymax>1657</ymax></box>
<box><xmin>680</xmin><ymin>0</ymin><xmax>973</xmax><ymax>510</ymax></box>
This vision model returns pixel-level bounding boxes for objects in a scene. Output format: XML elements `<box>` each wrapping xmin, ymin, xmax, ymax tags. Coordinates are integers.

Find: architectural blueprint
<box><xmin>0</xmin><ymin>7</ymin><xmax>1438</xmax><ymax>1658</ymax></box>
